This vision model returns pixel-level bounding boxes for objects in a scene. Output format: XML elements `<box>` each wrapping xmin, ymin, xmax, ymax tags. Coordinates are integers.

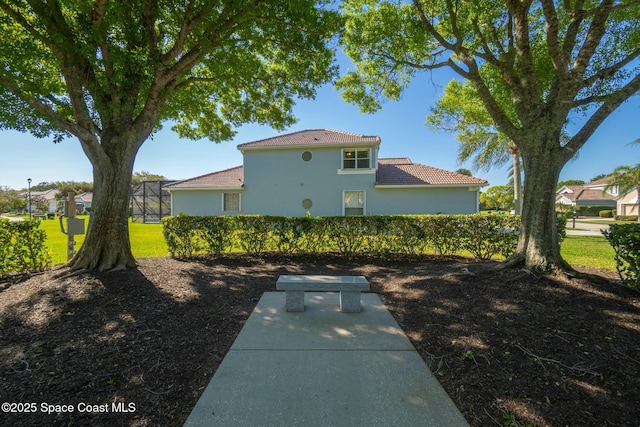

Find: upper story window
<box><xmin>342</xmin><ymin>149</ymin><xmax>370</xmax><ymax>169</ymax></box>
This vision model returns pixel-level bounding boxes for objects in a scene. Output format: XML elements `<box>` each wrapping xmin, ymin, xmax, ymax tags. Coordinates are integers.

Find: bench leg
<box><xmin>285</xmin><ymin>290</ymin><xmax>305</xmax><ymax>312</ymax></box>
<box><xmin>340</xmin><ymin>291</ymin><xmax>361</xmax><ymax>313</ymax></box>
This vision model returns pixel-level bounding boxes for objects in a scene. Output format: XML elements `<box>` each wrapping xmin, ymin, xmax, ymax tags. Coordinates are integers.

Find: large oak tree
<box><xmin>338</xmin><ymin>0</ymin><xmax>640</xmax><ymax>271</ymax></box>
<box><xmin>0</xmin><ymin>0</ymin><xmax>339</xmax><ymax>271</ymax></box>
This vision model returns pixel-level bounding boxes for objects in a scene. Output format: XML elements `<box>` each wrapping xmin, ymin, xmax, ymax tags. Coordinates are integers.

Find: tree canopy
<box><xmin>338</xmin><ymin>0</ymin><xmax>640</xmax><ymax>271</ymax></box>
<box><xmin>0</xmin><ymin>1</ymin><xmax>340</xmax><ymax>270</ymax></box>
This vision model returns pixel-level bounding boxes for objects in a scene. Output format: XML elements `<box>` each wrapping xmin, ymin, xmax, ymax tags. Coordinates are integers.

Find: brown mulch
<box><xmin>1</xmin><ymin>254</ymin><xmax>638</xmax><ymax>427</ymax></box>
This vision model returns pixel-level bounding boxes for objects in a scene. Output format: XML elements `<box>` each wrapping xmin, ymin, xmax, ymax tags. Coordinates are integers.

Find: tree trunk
<box><xmin>512</xmin><ymin>147</ymin><xmax>571</xmax><ymax>272</ymax></box>
<box><xmin>512</xmin><ymin>151</ymin><xmax>523</xmax><ymax>215</ymax></box>
<box><xmin>68</xmin><ymin>136</ymin><xmax>139</xmax><ymax>272</ymax></box>
<box><xmin>636</xmin><ymin>185</ymin><xmax>640</xmax><ymax>223</ymax></box>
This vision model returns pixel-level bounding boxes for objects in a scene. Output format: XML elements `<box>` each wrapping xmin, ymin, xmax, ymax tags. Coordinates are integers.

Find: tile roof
<box><xmin>557</xmin><ymin>185</ymin><xmax>615</xmax><ymax>202</ymax></box>
<box><xmin>237</xmin><ymin>129</ymin><xmax>380</xmax><ymax>150</ymax></box>
<box><xmin>586</xmin><ymin>177</ymin><xmax>611</xmax><ymax>187</ymax></box>
<box><xmin>165</xmin><ymin>166</ymin><xmax>244</xmax><ymax>189</ymax></box>
<box><xmin>167</xmin><ymin>159</ymin><xmax>487</xmax><ymax>190</ymax></box>
<box><xmin>27</xmin><ymin>189</ymin><xmax>59</xmax><ymax>200</ymax></box>
<box><xmin>376</xmin><ymin>158</ymin><xmax>488</xmax><ymax>186</ymax></box>
<box><xmin>76</xmin><ymin>192</ymin><xmax>93</xmax><ymax>202</ymax></box>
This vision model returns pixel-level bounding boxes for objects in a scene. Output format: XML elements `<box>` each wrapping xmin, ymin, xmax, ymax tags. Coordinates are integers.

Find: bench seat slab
<box><xmin>276</xmin><ymin>275</ymin><xmax>370</xmax><ymax>313</ymax></box>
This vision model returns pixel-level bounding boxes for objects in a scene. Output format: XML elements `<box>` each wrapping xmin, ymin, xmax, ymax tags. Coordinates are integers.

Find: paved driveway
<box><xmin>566</xmin><ymin>218</ymin><xmax>613</xmax><ymax>236</ymax></box>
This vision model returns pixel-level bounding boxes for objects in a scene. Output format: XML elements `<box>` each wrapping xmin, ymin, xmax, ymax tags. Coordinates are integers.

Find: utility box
<box><xmin>67</xmin><ymin>217</ymin><xmax>85</xmax><ymax>235</ymax></box>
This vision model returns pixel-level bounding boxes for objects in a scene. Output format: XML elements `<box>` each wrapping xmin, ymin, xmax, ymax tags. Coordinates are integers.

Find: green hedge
<box><xmin>603</xmin><ymin>223</ymin><xmax>640</xmax><ymax>290</ymax></box>
<box><xmin>0</xmin><ymin>218</ymin><xmax>52</xmax><ymax>276</ymax></box>
<box><xmin>614</xmin><ymin>215</ymin><xmax>639</xmax><ymax>222</ymax></box>
<box><xmin>162</xmin><ymin>214</ymin><xmax>544</xmax><ymax>260</ymax></box>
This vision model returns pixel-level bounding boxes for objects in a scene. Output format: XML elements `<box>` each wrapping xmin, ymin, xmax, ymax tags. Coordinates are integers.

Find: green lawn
<box><xmin>38</xmin><ymin>216</ymin><xmax>167</xmax><ymax>265</ymax></box>
<box><xmin>37</xmin><ymin>217</ymin><xmax>616</xmax><ymax>271</ymax></box>
<box><xmin>560</xmin><ymin>235</ymin><xmax>616</xmax><ymax>271</ymax></box>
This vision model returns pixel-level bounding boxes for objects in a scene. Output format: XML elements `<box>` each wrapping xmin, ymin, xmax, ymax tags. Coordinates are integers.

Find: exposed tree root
<box><xmin>55</xmin><ymin>268</ymin><xmax>91</xmax><ymax>280</ymax></box>
<box><xmin>496</xmin><ymin>253</ymin><xmax>525</xmax><ymax>270</ymax></box>
<box><xmin>492</xmin><ymin>253</ymin><xmax>614</xmax><ymax>285</ymax></box>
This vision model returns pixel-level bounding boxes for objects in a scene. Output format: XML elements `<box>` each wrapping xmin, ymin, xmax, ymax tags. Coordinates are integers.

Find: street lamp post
<box><xmin>27</xmin><ymin>178</ymin><xmax>32</xmax><ymax>220</ymax></box>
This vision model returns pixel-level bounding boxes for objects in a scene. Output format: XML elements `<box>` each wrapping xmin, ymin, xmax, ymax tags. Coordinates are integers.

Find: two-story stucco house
<box><xmin>165</xmin><ymin>129</ymin><xmax>488</xmax><ymax>216</ymax></box>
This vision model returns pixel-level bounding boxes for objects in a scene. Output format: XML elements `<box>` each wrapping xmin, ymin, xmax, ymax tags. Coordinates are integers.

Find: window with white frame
<box><xmin>223</xmin><ymin>192</ymin><xmax>240</xmax><ymax>212</ymax></box>
<box><xmin>344</xmin><ymin>191</ymin><xmax>365</xmax><ymax>216</ymax></box>
<box><xmin>342</xmin><ymin>148</ymin><xmax>370</xmax><ymax>169</ymax></box>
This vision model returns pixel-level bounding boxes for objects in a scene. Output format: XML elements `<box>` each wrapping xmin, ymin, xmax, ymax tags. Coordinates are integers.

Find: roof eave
<box><xmin>238</xmin><ymin>141</ymin><xmax>380</xmax><ymax>152</ymax></box>
<box><xmin>166</xmin><ymin>186</ymin><xmax>244</xmax><ymax>192</ymax></box>
<box><xmin>375</xmin><ymin>183</ymin><xmax>488</xmax><ymax>189</ymax></box>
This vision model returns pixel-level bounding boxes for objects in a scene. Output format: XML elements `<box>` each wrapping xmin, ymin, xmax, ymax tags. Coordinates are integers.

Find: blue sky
<box><xmin>1</xmin><ymin>58</ymin><xmax>638</xmax><ymax>191</ymax></box>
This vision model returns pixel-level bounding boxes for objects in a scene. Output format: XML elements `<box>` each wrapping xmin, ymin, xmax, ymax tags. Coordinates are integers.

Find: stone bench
<box><xmin>276</xmin><ymin>275</ymin><xmax>370</xmax><ymax>313</ymax></box>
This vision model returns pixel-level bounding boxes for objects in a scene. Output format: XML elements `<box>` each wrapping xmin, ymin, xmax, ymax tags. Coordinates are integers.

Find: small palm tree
<box><xmin>605</xmin><ymin>162</ymin><xmax>640</xmax><ymax>222</ymax></box>
<box><xmin>428</xmin><ymin>79</ymin><xmax>524</xmax><ymax>214</ymax></box>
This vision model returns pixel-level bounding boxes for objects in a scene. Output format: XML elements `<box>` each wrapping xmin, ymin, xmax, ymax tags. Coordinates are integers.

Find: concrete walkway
<box><xmin>566</xmin><ymin>218</ymin><xmax>613</xmax><ymax>236</ymax></box>
<box><xmin>184</xmin><ymin>292</ymin><xmax>468</xmax><ymax>427</ymax></box>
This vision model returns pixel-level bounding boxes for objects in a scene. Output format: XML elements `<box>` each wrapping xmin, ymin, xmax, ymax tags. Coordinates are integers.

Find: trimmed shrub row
<box><xmin>599</xmin><ymin>210</ymin><xmax>615</xmax><ymax>218</ymax></box>
<box><xmin>162</xmin><ymin>214</ymin><xmax>531</xmax><ymax>260</ymax></box>
<box><xmin>614</xmin><ymin>215</ymin><xmax>639</xmax><ymax>222</ymax></box>
<box><xmin>0</xmin><ymin>218</ymin><xmax>51</xmax><ymax>276</ymax></box>
<box><xmin>603</xmin><ymin>223</ymin><xmax>640</xmax><ymax>290</ymax></box>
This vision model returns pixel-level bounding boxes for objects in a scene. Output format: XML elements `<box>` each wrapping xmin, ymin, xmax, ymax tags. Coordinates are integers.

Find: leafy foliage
<box><xmin>0</xmin><ymin>218</ymin><xmax>51</xmax><ymax>276</ymax></box>
<box><xmin>160</xmin><ymin>214</ymin><xmax>565</xmax><ymax>261</ymax></box>
<box><xmin>337</xmin><ymin>0</ymin><xmax>640</xmax><ymax>270</ymax></box>
<box><xmin>0</xmin><ymin>186</ymin><xmax>25</xmax><ymax>212</ymax></box>
<box><xmin>603</xmin><ymin>223</ymin><xmax>640</xmax><ymax>289</ymax></box>
<box><xmin>0</xmin><ymin>1</ymin><xmax>340</xmax><ymax>271</ymax></box>
<box><xmin>481</xmin><ymin>185</ymin><xmax>514</xmax><ymax>211</ymax></box>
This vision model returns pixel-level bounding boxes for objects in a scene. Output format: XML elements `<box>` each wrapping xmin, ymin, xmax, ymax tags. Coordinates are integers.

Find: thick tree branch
<box><xmin>0</xmin><ymin>74</ymin><xmax>77</xmax><ymax>135</ymax></box>
<box><xmin>540</xmin><ymin>0</ymin><xmax>570</xmax><ymax>79</ymax></box>
<box><xmin>507</xmin><ymin>0</ymin><xmax>540</xmax><ymax>102</ymax></box>
<box><xmin>412</xmin><ymin>0</ymin><xmax>457</xmax><ymax>52</ymax></box>
<box><xmin>471</xmin><ymin>17</ymin><xmax>500</xmax><ymax>66</ymax></box>
<box><xmin>565</xmin><ymin>73</ymin><xmax>640</xmax><ymax>159</ymax></box>
<box><xmin>572</xmin><ymin>0</ymin><xmax>615</xmax><ymax>80</ymax></box>
<box><xmin>562</xmin><ymin>0</ymin><xmax>586</xmax><ymax>60</ymax></box>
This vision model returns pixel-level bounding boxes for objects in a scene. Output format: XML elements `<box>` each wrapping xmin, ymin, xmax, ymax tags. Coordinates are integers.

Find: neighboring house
<box><xmin>617</xmin><ymin>188</ymin><xmax>638</xmax><ymax>217</ymax></box>
<box><xmin>25</xmin><ymin>189</ymin><xmax>59</xmax><ymax>213</ymax></box>
<box><xmin>167</xmin><ymin>129</ymin><xmax>488</xmax><ymax>217</ymax></box>
<box><xmin>75</xmin><ymin>192</ymin><xmax>93</xmax><ymax>213</ymax></box>
<box><xmin>556</xmin><ymin>178</ymin><xmax>617</xmax><ymax>209</ymax></box>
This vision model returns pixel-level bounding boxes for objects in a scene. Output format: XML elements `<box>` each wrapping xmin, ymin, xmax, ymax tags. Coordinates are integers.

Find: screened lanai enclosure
<box><xmin>131</xmin><ymin>181</ymin><xmax>175</xmax><ymax>223</ymax></box>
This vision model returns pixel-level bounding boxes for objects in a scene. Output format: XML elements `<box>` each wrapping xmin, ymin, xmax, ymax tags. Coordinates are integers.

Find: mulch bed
<box><xmin>1</xmin><ymin>254</ymin><xmax>638</xmax><ymax>426</ymax></box>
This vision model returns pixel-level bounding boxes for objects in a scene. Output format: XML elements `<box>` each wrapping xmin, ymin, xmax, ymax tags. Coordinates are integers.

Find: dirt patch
<box><xmin>1</xmin><ymin>254</ymin><xmax>638</xmax><ymax>426</ymax></box>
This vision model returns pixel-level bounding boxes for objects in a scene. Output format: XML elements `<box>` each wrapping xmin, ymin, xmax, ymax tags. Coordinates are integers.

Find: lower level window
<box><xmin>223</xmin><ymin>193</ymin><xmax>240</xmax><ymax>212</ymax></box>
<box><xmin>344</xmin><ymin>191</ymin><xmax>364</xmax><ymax>216</ymax></box>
